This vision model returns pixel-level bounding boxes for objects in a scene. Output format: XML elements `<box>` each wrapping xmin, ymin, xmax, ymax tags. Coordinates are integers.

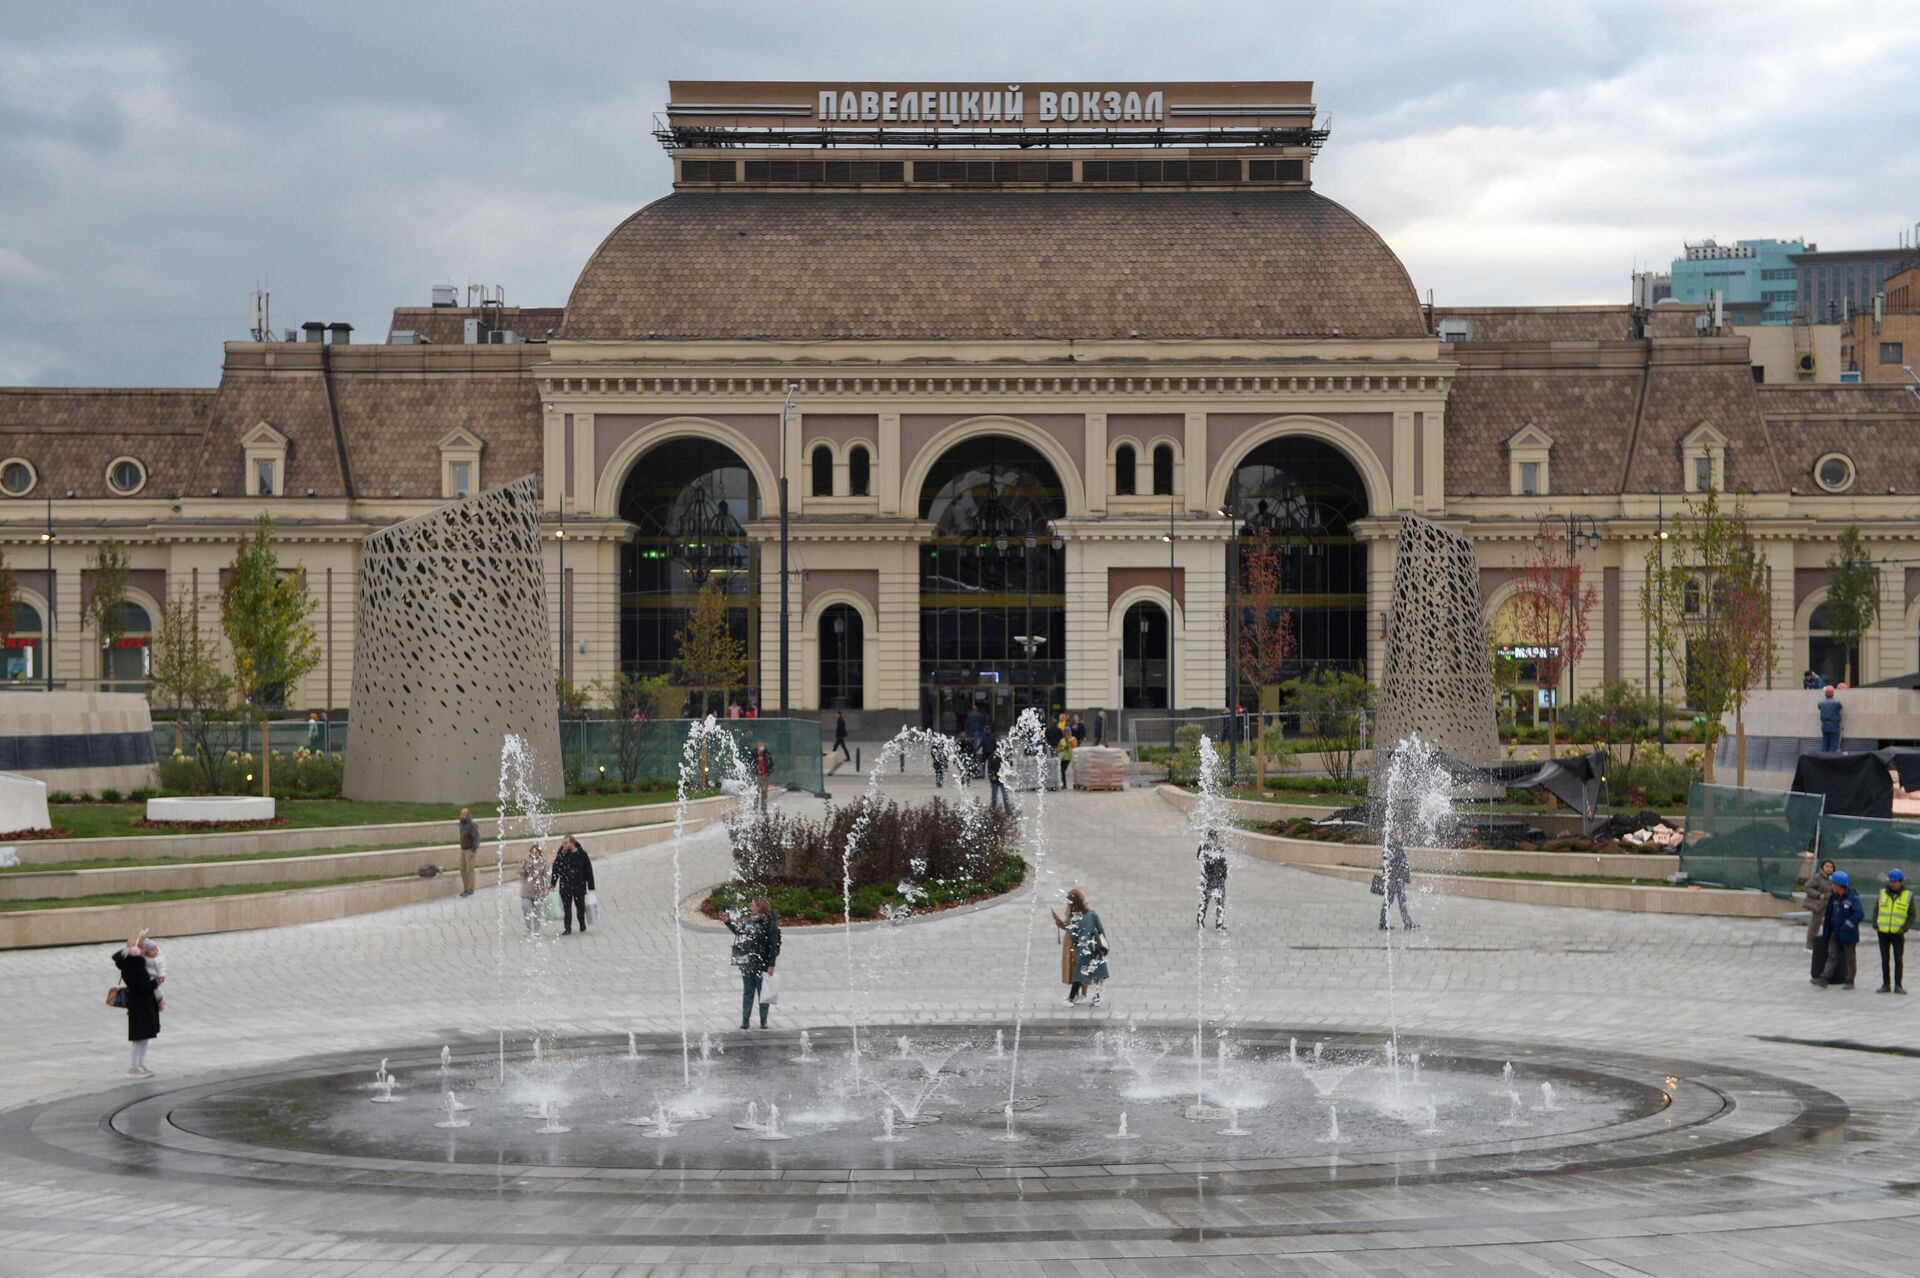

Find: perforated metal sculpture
<box><xmin>1374</xmin><ymin>514</ymin><xmax>1500</xmax><ymax>768</ymax></box>
<box><xmin>343</xmin><ymin>476</ymin><xmax>564</xmax><ymax>802</ymax></box>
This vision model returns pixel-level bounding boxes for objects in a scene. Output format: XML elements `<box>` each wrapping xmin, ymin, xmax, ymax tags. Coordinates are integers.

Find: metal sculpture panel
<box><xmin>1375</xmin><ymin>514</ymin><xmax>1500</xmax><ymax>767</ymax></box>
<box><xmin>343</xmin><ymin>476</ymin><xmax>563</xmax><ymax>802</ymax></box>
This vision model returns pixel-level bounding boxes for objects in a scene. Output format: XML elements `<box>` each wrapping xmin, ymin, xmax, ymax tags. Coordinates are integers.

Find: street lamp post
<box><xmin>40</xmin><ymin>496</ymin><xmax>55</xmax><ymax>691</ymax></box>
<box><xmin>555</xmin><ymin>504</ymin><xmax>567</xmax><ymax>687</ymax></box>
<box><xmin>1161</xmin><ymin>493</ymin><xmax>1177</xmax><ymax>746</ymax></box>
<box><xmin>1653</xmin><ymin>487</ymin><xmax>1669</xmax><ymax>747</ymax></box>
<box><xmin>1219</xmin><ymin>479</ymin><xmax>1240</xmax><ymax>782</ymax></box>
<box><xmin>779</xmin><ymin>383</ymin><xmax>797</xmax><ymax>718</ymax></box>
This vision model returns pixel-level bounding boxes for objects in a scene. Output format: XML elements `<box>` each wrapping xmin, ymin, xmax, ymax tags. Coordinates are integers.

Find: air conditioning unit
<box><xmin>487</xmin><ymin>329</ymin><xmax>523</xmax><ymax>345</ymax></box>
<box><xmin>463</xmin><ymin>318</ymin><xmax>490</xmax><ymax>345</ymax></box>
<box><xmin>1436</xmin><ymin>319</ymin><xmax>1473</xmax><ymax>343</ymax></box>
<box><xmin>391</xmin><ymin>330</ymin><xmax>427</xmax><ymax>345</ymax></box>
<box><xmin>1797</xmin><ymin>352</ymin><xmax>1817</xmax><ymax>377</ymax></box>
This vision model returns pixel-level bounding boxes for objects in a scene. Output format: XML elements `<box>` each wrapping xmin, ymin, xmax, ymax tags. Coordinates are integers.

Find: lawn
<box><xmin>0</xmin><ymin>873</ymin><xmax>403</xmax><ymax>912</ymax></box>
<box><xmin>39</xmin><ymin>791</ymin><xmax>680</xmax><ymax>842</ymax></box>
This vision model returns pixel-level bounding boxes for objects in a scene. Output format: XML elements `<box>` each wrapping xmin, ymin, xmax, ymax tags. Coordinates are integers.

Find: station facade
<box><xmin>4</xmin><ymin>80</ymin><xmax>1919</xmax><ymax>732</ymax></box>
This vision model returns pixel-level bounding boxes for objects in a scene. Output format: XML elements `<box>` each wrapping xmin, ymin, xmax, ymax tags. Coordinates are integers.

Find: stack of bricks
<box><xmin>1074</xmin><ymin>746</ymin><xmax>1129</xmax><ymax>791</ymax></box>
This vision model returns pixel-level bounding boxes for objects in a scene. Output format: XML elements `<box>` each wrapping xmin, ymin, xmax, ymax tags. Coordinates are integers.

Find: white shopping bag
<box><xmin>759</xmin><ymin>972</ymin><xmax>779</xmax><ymax>1005</ymax></box>
<box><xmin>584</xmin><ymin>890</ymin><xmax>601</xmax><ymax>925</ymax></box>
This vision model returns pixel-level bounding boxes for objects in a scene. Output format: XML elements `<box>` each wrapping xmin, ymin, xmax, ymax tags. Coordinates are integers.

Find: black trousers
<box><xmin>835</xmin><ymin>738</ymin><xmax>852</xmax><ymax>761</ymax></box>
<box><xmin>561</xmin><ymin>890</ymin><xmax>587</xmax><ymax>932</ymax></box>
<box><xmin>1810</xmin><ymin>933</ymin><xmax>1829</xmax><ymax>980</ymax></box>
<box><xmin>1820</xmin><ymin>940</ymin><xmax>1857</xmax><ymax>985</ymax></box>
<box><xmin>1879</xmin><ymin>932</ymin><xmax>1906</xmax><ymax>988</ymax></box>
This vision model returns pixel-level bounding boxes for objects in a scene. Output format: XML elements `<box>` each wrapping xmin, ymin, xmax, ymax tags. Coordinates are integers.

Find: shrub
<box><xmin>48</xmin><ymin>791</ymin><xmax>71</xmax><ymax>804</ymax></box>
<box><xmin>726</xmin><ymin>796</ymin><xmax>1016</xmax><ymax>895</ymax></box>
<box><xmin>129</xmin><ymin>787</ymin><xmax>156</xmax><ymax>802</ymax></box>
<box><xmin>99</xmin><ymin>787</ymin><xmax>122</xmax><ymax>803</ymax></box>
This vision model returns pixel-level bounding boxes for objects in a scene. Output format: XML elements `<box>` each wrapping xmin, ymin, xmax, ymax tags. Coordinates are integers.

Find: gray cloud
<box><xmin>2</xmin><ymin>0</ymin><xmax>1916</xmax><ymax>386</ymax></box>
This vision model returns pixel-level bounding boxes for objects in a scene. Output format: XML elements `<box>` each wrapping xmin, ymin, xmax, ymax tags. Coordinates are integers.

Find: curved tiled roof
<box><xmin>559</xmin><ymin>190</ymin><xmax>1428</xmax><ymax>341</ymax></box>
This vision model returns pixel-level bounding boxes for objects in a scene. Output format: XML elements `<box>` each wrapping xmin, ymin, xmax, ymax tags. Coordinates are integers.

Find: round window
<box><xmin>0</xmin><ymin>458</ymin><xmax>35</xmax><ymax>497</ymax></box>
<box><xmin>106</xmin><ymin>457</ymin><xmax>146</xmax><ymax>495</ymax></box>
<box><xmin>1814</xmin><ymin>453</ymin><xmax>1855</xmax><ymax>493</ymax></box>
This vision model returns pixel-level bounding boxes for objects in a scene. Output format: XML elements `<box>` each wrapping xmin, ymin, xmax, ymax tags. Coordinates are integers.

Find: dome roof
<box><xmin>559</xmin><ymin>189</ymin><xmax>1427</xmax><ymax>342</ymax></box>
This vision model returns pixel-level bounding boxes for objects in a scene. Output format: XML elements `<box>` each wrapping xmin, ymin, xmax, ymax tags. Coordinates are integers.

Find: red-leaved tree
<box><xmin>1510</xmin><ymin>527</ymin><xmax>1598</xmax><ymax>752</ymax></box>
<box><xmin>1235</xmin><ymin>532</ymin><xmax>1296</xmax><ymax>793</ymax></box>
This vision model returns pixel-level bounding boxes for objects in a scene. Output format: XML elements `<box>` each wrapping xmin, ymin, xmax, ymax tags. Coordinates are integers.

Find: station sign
<box><xmin>666</xmin><ymin>81</ymin><xmax>1316</xmax><ymax>132</ymax></box>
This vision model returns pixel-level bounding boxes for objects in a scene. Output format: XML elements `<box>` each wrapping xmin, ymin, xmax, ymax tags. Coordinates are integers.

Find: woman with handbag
<box><xmin>519</xmin><ymin>844</ymin><xmax>550</xmax><ymax>934</ymax></box>
<box><xmin>725</xmin><ymin>896</ymin><xmax>782</xmax><ymax>1029</ymax></box>
<box><xmin>1051</xmin><ymin>886</ymin><xmax>1110</xmax><ymax>1007</ymax></box>
<box><xmin>1377</xmin><ymin>833</ymin><xmax>1417</xmax><ymax>931</ymax></box>
<box><xmin>110</xmin><ymin>928</ymin><xmax>161</xmax><ymax>1077</ymax></box>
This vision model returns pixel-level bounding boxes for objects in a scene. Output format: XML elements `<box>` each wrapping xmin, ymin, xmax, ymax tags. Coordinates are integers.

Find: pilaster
<box><xmin>878</xmin><ymin>412</ymin><xmax>901</xmax><ymax>516</ymax></box>
<box><xmin>1085</xmin><ymin>412</ymin><xmax>1108</xmax><ymax>515</ymax></box>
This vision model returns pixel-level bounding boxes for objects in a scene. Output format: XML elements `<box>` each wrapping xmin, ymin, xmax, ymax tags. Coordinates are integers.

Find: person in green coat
<box><xmin>1050</xmin><ymin>886</ymin><xmax>1109</xmax><ymax>1007</ymax></box>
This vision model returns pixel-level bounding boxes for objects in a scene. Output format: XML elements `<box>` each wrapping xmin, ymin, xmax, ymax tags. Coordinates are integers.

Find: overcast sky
<box><xmin>4</xmin><ymin>0</ymin><xmax>1917</xmax><ymax>387</ymax></box>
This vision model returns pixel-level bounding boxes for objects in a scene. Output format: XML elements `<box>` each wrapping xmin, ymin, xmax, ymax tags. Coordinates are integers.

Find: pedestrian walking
<box><xmin>1876</xmin><ymin>868</ymin><xmax>1912</xmax><ymax>994</ymax></box>
<box><xmin>1376</xmin><ymin>832</ymin><xmax>1418</xmax><ymax>931</ymax></box>
<box><xmin>457</xmin><ymin>807</ymin><xmax>481</xmax><ymax>897</ymax></box>
<box><xmin>551</xmin><ymin>836</ymin><xmax>595</xmax><ymax>935</ymax></box>
<box><xmin>1071</xmin><ymin>713</ymin><xmax>1086</xmax><ymax>745</ymax></box>
<box><xmin>307</xmin><ymin>711</ymin><xmax>324</xmax><ymax>751</ymax></box>
<box><xmin>725</xmin><ymin>896</ymin><xmax>782</xmax><ymax>1029</ymax></box>
<box><xmin>983</xmin><ymin>726</ymin><xmax>1013</xmax><ymax>813</ymax></box>
<box><xmin>1803</xmin><ymin>857</ymin><xmax>1836</xmax><ymax>978</ymax></box>
<box><xmin>751</xmin><ymin>740</ymin><xmax>775</xmax><ymax>810</ymax></box>
<box><xmin>1814</xmin><ymin>870</ymin><xmax>1864</xmax><ymax>988</ymax></box>
<box><xmin>1056</xmin><ymin>730</ymin><xmax>1075</xmax><ymax>790</ymax></box>
<box><xmin>1093</xmin><ymin>708</ymin><xmax>1105</xmax><ymax>746</ymax></box>
<box><xmin>110</xmin><ymin>929</ymin><xmax>161</xmax><ymax>1077</ymax></box>
<box><xmin>1196</xmin><ymin>828</ymin><xmax>1229</xmax><ymax>929</ymax></box>
<box><xmin>1051</xmin><ymin>887</ymin><xmax>1110</xmax><ymax>1006</ymax></box>
<box><xmin>1818</xmin><ymin>685</ymin><xmax>1844</xmax><ymax>751</ymax></box>
<box><xmin>519</xmin><ymin>843</ymin><xmax>550</xmax><ymax>934</ymax></box>
<box><xmin>833</xmin><ymin>710</ymin><xmax>852</xmax><ymax>763</ymax></box>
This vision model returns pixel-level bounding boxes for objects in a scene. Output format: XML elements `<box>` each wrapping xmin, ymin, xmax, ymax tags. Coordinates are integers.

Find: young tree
<box><xmin>595</xmin><ymin>670</ymin><xmax>675</xmax><ymax>784</ymax></box>
<box><xmin>1564</xmin><ymin>679</ymin><xmax>1662</xmax><ymax>789</ymax></box>
<box><xmin>1510</xmin><ymin>526</ymin><xmax>1598</xmax><ymax>752</ymax></box>
<box><xmin>221</xmin><ymin>515</ymin><xmax>320</xmax><ymax>796</ymax></box>
<box><xmin>1233</xmin><ymin>532</ymin><xmax>1296</xmax><ymax>794</ymax></box>
<box><xmin>675</xmin><ymin>580</ymin><xmax>748</xmax><ymax>718</ymax></box>
<box><xmin>82</xmin><ymin>541</ymin><xmax>131</xmax><ymax>686</ymax></box>
<box><xmin>0</xmin><ymin>544</ymin><xmax>15</xmax><ymax>659</ymax></box>
<box><xmin>1650</xmin><ymin>489</ymin><xmax>1777</xmax><ymax>784</ymax></box>
<box><xmin>1823</xmin><ymin>524</ymin><xmax>1878</xmax><ymax>684</ymax></box>
<box><xmin>149</xmin><ymin>591</ymin><xmax>232</xmax><ymax>785</ymax></box>
<box><xmin>1283</xmin><ymin>668</ymin><xmax>1374</xmax><ymax>784</ymax></box>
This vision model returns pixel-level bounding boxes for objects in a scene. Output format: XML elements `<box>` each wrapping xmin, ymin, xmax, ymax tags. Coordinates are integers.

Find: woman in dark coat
<box><xmin>112</xmin><ymin>929</ymin><xmax>161</xmax><ymax>1077</ymax></box>
<box><xmin>725</xmin><ymin>896</ymin><xmax>782</xmax><ymax>1029</ymax></box>
<box><xmin>1378</xmin><ymin>834</ymin><xmax>1417</xmax><ymax>931</ymax></box>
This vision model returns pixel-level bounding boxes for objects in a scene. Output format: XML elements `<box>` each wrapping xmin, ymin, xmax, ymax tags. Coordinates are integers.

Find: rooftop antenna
<box><xmin>249</xmin><ymin>286</ymin><xmax>271</xmax><ymax>342</ymax></box>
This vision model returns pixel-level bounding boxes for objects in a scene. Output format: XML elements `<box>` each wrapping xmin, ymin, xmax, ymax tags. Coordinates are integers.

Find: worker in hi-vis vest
<box><xmin>1876</xmin><ymin>869</ymin><xmax>1913</xmax><ymax>995</ymax></box>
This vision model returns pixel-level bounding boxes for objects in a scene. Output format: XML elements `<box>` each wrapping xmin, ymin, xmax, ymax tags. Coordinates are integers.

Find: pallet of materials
<box><xmin>1074</xmin><ymin>746</ymin><xmax>1129</xmax><ymax>791</ymax></box>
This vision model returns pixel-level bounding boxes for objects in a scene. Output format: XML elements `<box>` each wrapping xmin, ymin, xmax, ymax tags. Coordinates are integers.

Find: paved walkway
<box><xmin>2</xmin><ymin>771</ymin><xmax>1917</xmax><ymax>1275</ymax></box>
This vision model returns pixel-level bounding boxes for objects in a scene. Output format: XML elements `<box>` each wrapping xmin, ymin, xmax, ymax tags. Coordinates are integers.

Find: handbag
<box><xmin>542</xmin><ymin>890</ymin><xmax>562</xmax><ymax>921</ymax></box>
<box><xmin>106</xmin><ymin>986</ymin><xmax>127</xmax><ymax>1008</ymax></box>
<box><xmin>1369</xmin><ymin>873</ymin><xmax>1385</xmax><ymax>896</ymax></box>
<box><xmin>1093</xmin><ymin>931</ymin><xmax>1109</xmax><ymax>958</ymax></box>
<box><xmin>584</xmin><ymin>890</ymin><xmax>601</xmax><ymax>925</ymax></box>
<box><xmin>758</xmin><ymin>971</ymin><xmax>779</xmax><ymax>1005</ymax></box>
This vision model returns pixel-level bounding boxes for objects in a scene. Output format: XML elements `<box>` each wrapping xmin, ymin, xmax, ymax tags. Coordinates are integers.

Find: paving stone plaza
<box><xmin>4</xmin><ymin>774</ymin><xmax>1919</xmax><ymax>1277</ymax></box>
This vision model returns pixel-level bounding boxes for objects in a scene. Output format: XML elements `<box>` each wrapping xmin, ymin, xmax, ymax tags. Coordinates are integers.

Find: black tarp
<box><xmin>1789</xmin><ymin>751</ymin><xmax>1893</xmax><ymax>819</ymax></box>
<box><xmin>1372</xmin><ymin>748</ymin><xmax>1611</xmax><ymax>835</ymax></box>
<box><xmin>1875</xmin><ymin>749</ymin><xmax>1920</xmax><ymax>793</ymax></box>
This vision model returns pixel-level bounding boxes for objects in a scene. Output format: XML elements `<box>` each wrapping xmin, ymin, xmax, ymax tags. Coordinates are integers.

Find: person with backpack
<box><xmin>1051</xmin><ymin>887</ymin><xmax>1109</xmax><ymax>1006</ymax></box>
<box><xmin>725</xmin><ymin>896</ymin><xmax>782</xmax><ymax>1029</ymax></box>
<box><xmin>1814</xmin><ymin>870</ymin><xmax>1864</xmax><ymax>988</ymax></box>
<box><xmin>1875</xmin><ymin>868</ymin><xmax>1912</xmax><ymax>994</ymax></box>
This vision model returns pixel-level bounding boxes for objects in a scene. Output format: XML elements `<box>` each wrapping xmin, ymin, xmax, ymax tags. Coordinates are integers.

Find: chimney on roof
<box><xmin>327</xmin><ymin>322</ymin><xmax>353</xmax><ymax>346</ymax></box>
<box><xmin>301</xmin><ymin>321</ymin><xmax>327</xmax><ymax>344</ymax></box>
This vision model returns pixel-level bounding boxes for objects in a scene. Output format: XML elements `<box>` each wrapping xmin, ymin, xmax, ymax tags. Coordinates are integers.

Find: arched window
<box><xmin>819</xmin><ymin>604</ymin><xmax>864</xmax><ymax>708</ymax></box>
<box><xmin>4</xmin><ymin>601</ymin><xmax>42</xmax><ymax>681</ymax></box>
<box><xmin>1807</xmin><ymin>602</ymin><xmax>1858</xmax><ymax>686</ymax></box>
<box><xmin>1122</xmin><ymin>601</ymin><xmax>1169</xmax><ymax>709</ymax></box>
<box><xmin>1151</xmin><ymin>444</ymin><xmax>1175</xmax><ymax>496</ymax></box>
<box><xmin>811</xmin><ymin>444</ymin><xmax>834</xmax><ymax>498</ymax></box>
<box><xmin>1114</xmin><ymin>444</ymin><xmax>1137</xmax><ymax>496</ymax></box>
<box><xmin>100</xmin><ymin>600</ymin><xmax>153</xmax><ymax>693</ymax></box>
<box><xmin>848</xmin><ymin>445</ymin><xmax>871</xmax><ymax>497</ymax></box>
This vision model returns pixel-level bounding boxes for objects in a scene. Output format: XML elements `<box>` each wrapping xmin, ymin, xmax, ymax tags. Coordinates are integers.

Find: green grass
<box><xmin>36</xmin><ymin>791</ymin><xmax>680</xmax><ymax>842</ymax></box>
<box><xmin>0</xmin><ymin>841</ymin><xmax>439</xmax><ymax>874</ymax></box>
<box><xmin>0</xmin><ymin>873</ymin><xmax>402</xmax><ymax>912</ymax></box>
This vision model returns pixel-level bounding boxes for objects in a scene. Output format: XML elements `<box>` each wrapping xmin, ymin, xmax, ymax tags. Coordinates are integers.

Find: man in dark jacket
<box><xmin>832</xmin><ymin>711</ymin><xmax>852</xmax><ymax>763</ymax></box>
<box><xmin>550</xmin><ymin>836</ymin><xmax>595</xmax><ymax>935</ymax></box>
<box><xmin>1378</xmin><ymin>833</ymin><xmax>1417</xmax><ymax>931</ymax></box>
<box><xmin>1815</xmin><ymin>870</ymin><xmax>1864</xmax><ymax>988</ymax></box>
<box><xmin>456</xmin><ymin>808</ymin><xmax>481</xmax><ymax>897</ymax></box>
<box><xmin>1197</xmin><ymin>828</ymin><xmax>1229</xmax><ymax>929</ymax></box>
<box><xmin>752</xmin><ymin>741</ymin><xmax>775</xmax><ymax>810</ymax></box>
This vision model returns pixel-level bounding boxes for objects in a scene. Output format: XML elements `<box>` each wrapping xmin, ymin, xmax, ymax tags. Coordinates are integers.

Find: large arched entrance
<box><xmin>918</xmin><ymin>435</ymin><xmax>1066</xmax><ymax>734</ymax></box>
<box><xmin>617</xmin><ymin>438</ymin><xmax>760</xmax><ymax>711</ymax></box>
<box><xmin>1226</xmin><ymin>436</ymin><xmax>1370</xmax><ymax>681</ymax></box>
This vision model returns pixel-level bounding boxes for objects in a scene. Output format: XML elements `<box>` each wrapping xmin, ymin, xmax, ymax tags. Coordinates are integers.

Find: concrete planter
<box><xmin>145</xmin><ymin>795</ymin><xmax>277</xmax><ymax>823</ymax></box>
<box><xmin>1297</xmin><ymin>861</ymin><xmax>1790</xmax><ymax>919</ymax></box>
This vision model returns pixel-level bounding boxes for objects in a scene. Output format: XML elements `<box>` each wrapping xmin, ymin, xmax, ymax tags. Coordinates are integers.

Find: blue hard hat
<box><xmin>1890</xmin><ymin>869</ymin><xmax>1905</xmax><ymax>882</ymax></box>
<box><xmin>1831</xmin><ymin>870</ymin><xmax>1850</xmax><ymax>888</ymax></box>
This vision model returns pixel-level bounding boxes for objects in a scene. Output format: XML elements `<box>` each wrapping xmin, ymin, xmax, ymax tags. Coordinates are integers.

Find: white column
<box><xmin>1086</xmin><ymin>412</ymin><xmax>1108</xmax><ymax>515</ymax></box>
<box><xmin>1063</xmin><ymin>530</ymin><xmax>1108</xmax><ymax>711</ymax></box>
<box><xmin>877</xmin><ymin>412</ymin><xmax>902</xmax><ymax>516</ymax></box>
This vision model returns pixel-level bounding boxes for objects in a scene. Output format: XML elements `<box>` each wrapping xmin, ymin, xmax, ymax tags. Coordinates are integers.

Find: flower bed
<box><xmin>713</xmin><ymin>796</ymin><xmax>1025</xmax><ymax>925</ymax></box>
<box><xmin>130</xmin><ymin>817</ymin><xmax>293</xmax><ymax>832</ymax></box>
